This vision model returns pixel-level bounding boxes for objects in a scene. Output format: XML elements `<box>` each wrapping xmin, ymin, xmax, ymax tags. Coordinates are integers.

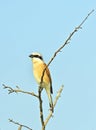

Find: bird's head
<box><xmin>29</xmin><ymin>52</ymin><xmax>43</xmax><ymax>62</ymax></box>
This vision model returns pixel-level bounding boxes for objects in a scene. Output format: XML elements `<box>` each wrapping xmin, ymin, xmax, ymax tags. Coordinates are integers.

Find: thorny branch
<box><xmin>9</xmin><ymin>119</ymin><xmax>32</xmax><ymax>130</ymax></box>
<box><xmin>3</xmin><ymin>84</ymin><xmax>38</xmax><ymax>98</ymax></box>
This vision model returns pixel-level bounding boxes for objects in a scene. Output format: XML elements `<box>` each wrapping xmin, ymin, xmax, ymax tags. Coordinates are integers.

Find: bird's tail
<box><xmin>45</xmin><ymin>87</ymin><xmax>54</xmax><ymax>112</ymax></box>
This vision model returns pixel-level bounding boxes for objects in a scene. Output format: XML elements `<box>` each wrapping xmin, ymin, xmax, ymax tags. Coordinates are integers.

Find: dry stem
<box><xmin>3</xmin><ymin>84</ymin><xmax>38</xmax><ymax>98</ymax></box>
<box><xmin>39</xmin><ymin>9</ymin><xmax>94</xmax><ymax>129</ymax></box>
<box><xmin>40</xmin><ymin>9</ymin><xmax>94</xmax><ymax>84</ymax></box>
<box><xmin>38</xmin><ymin>87</ymin><xmax>45</xmax><ymax>130</ymax></box>
<box><xmin>9</xmin><ymin>119</ymin><xmax>32</xmax><ymax>130</ymax></box>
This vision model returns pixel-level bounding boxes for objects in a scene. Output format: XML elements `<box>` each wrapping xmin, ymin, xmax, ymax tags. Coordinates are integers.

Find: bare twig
<box><xmin>47</xmin><ymin>9</ymin><xmax>94</xmax><ymax>68</ymax></box>
<box><xmin>38</xmin><ymin>87</ymin><xmax>45</xmax><ymax>130</ymax></box>
<box><xmin>3</xmin><ymin>84</ymin><xmax>38</xmax><ymax>98</ymax></box>
<box><xmin>39</xmin><ymin>9</ymin><xmax>94</xmax><ymax>129</ymax></box>
<box><xmin>9</xmin><ymin>119</ymin><xmax>32</xmax><ymax>130</ymax></box>
<box><xmin>44</xmin><ymin>85</ymin><xmax>64</xmax><ymax>126</ymax></box>
<box><xmin>38</xmin><ymin>10</ymin><xmax>94</xmax><ymax>130</ymax></box>
<box><xmin>40</xmin><ymin>9</ymin><xmax>94</xmax><ymax>84</ymax></box>
<box><xmin>78</xmin><ymin>9</ymin><xmax>94</xmax><ymax>28</ymax></box>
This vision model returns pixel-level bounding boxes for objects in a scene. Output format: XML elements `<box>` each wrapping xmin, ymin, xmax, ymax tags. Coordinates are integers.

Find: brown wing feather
<box><xmin>44</xmin><ymin>63</ymin><xmax>53</xmax><ymax>94</ymax></box>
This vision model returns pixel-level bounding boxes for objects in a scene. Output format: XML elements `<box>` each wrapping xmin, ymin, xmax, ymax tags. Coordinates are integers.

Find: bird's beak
<box><xmin>29</xmin><ymin>54</ymin><xmax>33</xmax><ymax>58</ymax></box>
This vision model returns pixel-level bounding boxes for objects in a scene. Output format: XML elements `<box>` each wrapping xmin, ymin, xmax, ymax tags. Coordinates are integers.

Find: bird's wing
<box><xmin>43</xmin><ymin>63</ymin><xmax>53</xmax><ymax>94</ymax></box>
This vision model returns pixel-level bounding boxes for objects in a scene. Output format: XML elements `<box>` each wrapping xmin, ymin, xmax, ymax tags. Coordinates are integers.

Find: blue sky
<box><xmin>0</xmin><ymin>0</ymin><xmax>96</xmax><ymax>130</ymax></box>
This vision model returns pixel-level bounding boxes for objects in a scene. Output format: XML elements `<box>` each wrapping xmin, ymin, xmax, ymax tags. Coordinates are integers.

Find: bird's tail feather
<box><xmin>45</xmin><ymin>87</ymin><xmax>54</xmax><ymax>112</ymax></box>
<box><xmin>49</xmin><ymin>94</ymin><xmax>54</xmax><ymax>112</ymax></box>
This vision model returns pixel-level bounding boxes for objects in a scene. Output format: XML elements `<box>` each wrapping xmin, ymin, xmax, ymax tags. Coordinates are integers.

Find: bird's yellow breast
<box><xmin>33</xmin><ymin>61</ymin><xmax>51</xmax><ymax>87</ymax></box>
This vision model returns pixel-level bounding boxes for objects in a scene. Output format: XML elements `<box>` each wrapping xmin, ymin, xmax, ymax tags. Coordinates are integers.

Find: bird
<box><xmin>29</xmin><ymin>52</ymin><xmax>53</xmax><ymax>112</ymax></box>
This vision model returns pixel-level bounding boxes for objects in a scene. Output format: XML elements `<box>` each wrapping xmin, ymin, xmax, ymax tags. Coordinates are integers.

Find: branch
<box><xmin>78</xmin><ymin>9</ymin><xmax>94</xmax><ymax>28</ymax></box>
<box><xmin>44</xmin><ymin>85</ymin><xmax>64</xmax><ymax>126</ymax></box>
<box><xmin>47</xmin><ymin>10</ymin><xmax>94</xmax><ymax>67</ymax></box>
<box><xmin>3</xmin><ymin>84</ymin><xmax>38</xmax><ymax>98</ymax></box>
<box><xmin>40</xmin><ymin>9</ymin><xmax>94</xmax><ymax>83</ymax></box>
<box><xmin>39</xmin><ymin>9</ymin><xmax>94</xmax><ymax>129</ymax></box>
<box><xmin>9</xmin><ymin>119</ymin><xmax>32</xmax><ymax>130</ymax></box>
<box><xmin>38</xmin><ymin>85</ymin><xmax>64</xmax><ymax>130</ymax></box>
<box><xmin>38</xmin><ymin>87</ymin><xmax>45</xmax><ymax>130</ymax></box>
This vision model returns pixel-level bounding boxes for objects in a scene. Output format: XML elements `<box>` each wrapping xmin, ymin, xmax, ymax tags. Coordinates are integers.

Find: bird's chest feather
<box><xmin>33</xmin><ymin>62</ymin><xmax>50</xmax><ymax>86</ymax></box>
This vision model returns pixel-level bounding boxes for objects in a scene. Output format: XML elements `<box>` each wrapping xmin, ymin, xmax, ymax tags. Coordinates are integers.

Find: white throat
<box><xmin>32</xmin><ymin>57</ymin><xmax>43</xmax><ymax>64</ymax></box>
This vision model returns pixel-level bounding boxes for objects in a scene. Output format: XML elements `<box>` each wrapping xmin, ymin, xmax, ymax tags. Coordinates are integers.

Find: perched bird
<box><xmin>29</xmin><ymin>52</ymin><xmax>53</xmax><ymax>112</ymax></box>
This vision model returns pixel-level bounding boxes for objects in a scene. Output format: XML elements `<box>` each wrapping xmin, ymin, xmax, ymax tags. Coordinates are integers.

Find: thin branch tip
<box><xmin>9</xmin><ymin>119</ymin><xmax>33</xmax><ymax>130</ymax></box>
<box><xmin>3</xmin><ymin>84</ymin><xmax>38</xmax><ymax>97</ymax></box>
<box><xmin>9</xmin><ymin>118</ymin><xmax>12</xmax><ymax>122</ymax></box>
<box><xmin>90</xmin><ymin>9</ymin><xmax>94</xmax><ymax>14</ymax></box>
<box><xmin>2</xmin><ymin>84</ymin><xmax>7</xmax><ymax>89</ymax></box>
